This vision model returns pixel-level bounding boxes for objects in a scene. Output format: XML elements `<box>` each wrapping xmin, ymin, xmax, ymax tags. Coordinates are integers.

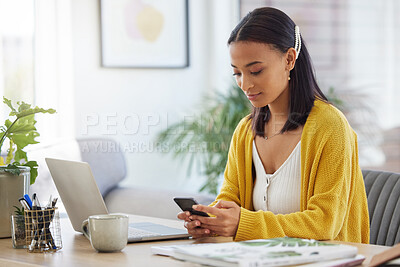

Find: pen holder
<box><xmin>24</xmin><ymin>208</ymin><xmax>62</xmax><ymax>253</ymax></box>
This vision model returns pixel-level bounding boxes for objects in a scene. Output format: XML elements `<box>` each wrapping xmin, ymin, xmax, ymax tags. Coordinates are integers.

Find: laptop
<box><xmin>45</xmin><ymin>157</ymin><xmax>190</xmax><ymax>242</ymax></box>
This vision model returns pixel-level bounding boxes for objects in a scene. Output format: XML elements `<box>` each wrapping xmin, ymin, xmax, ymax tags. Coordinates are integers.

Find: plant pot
<box><xmin>11</xmin><ymin>214</ymin><xmax>26</xmax><ymax>248</ymax></box>
<box><xmin>0</xmin><ymin>166</ymin><xmax>30</xmax><ymax>238</ymax></box>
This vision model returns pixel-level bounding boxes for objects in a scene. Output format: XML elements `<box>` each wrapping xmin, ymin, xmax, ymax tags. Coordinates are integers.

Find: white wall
<box><xmin>347</xmin><ymin>0</ymin><xmax>400</xmax><ymax>130</ymax></box>
<box><xmin>71</xmin><ymin>0</ymin><xmax>239</xmax><ymax>192</ymax></box>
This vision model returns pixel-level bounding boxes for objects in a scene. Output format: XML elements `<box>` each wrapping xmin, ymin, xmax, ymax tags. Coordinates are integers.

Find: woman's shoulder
<box><xmin>236</xmin><ymin>115</ymin><xmax>252</xmax><ymax>130</ymax></box>
<box><xmin>307</xmin><ymin>99</ymin><xmax>350</xmax><ymax>130</ymax></box>
<box><xmin>231</xmin><ymin>114</ymin><xmax>253</xmax><ymax>141</ymax></box>
<box><xmin>302</xmin><ymin>98</ymin><xmax>355</xmax><ymax>144</ymax></box>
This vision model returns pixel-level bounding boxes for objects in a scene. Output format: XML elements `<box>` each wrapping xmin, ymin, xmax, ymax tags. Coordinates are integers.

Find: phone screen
<box><xmin>174</xmin><ymin>197</ymin><xmax>210</xmax><ymax>217</ymax></box>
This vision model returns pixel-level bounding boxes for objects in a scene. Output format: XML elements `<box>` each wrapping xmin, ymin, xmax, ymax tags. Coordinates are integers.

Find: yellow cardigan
<box><xmin>212</xmin><ymin>99</ymin><xmax>370</xmax><ymax>243</ymax></box>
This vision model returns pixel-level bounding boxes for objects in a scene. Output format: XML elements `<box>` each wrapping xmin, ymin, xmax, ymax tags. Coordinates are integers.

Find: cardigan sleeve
<box><xmin>235</xmin><ymin>113</ymin><xmax>359</xmax><ymax>241</ymax></box>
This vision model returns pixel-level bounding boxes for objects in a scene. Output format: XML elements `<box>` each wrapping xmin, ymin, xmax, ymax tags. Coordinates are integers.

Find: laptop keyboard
<box><xmin>127</xmin><ymin>222</ymin><xmax>189</xmax><ymax>241</ymax></box>
<box><xmin>128</xmin><ymin>228</ymin><xmax>160</xmax><ymax>238</ymax></box>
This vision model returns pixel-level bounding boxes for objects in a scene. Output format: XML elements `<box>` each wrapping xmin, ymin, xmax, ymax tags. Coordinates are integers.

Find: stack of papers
<box><xmin>151</xmin><ymin>237</ymin><xmax>365</xmax><ymax>267</ymax></box>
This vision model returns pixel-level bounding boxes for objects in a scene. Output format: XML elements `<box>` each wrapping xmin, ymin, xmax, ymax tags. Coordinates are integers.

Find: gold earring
<box><xmin>288</xmin><ymin>76</ymin><xmax>291</xmax><ymax>81</ymax></box>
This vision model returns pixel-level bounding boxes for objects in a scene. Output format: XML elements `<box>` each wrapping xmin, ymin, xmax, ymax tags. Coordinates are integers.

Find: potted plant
<box><xmin>0</xmin><ymin>97</ymin><xmax>55</xmax><ymax>237</ymax></box>
<box><xmin>156</xmin><ymin>84</ymin><xmax>252</xmax><ymax>195</ymax></box>
<box><xmin>10</xmin><ymin>206</ymin><xmax>26</xmax><ymax>248</ymax></box>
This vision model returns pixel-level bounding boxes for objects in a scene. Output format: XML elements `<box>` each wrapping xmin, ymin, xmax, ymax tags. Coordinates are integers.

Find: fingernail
<box><xmin>189</xmin><ymin>216</ymin><xmax>193</xmax><ymax>220</ymax></box>
<box><xmin>196</xmin><ymin>221</ymin><xmax>200</xmax><ymax>226</ymax></box>
<box><xmin>192</xmin><ymin>205</ymin><xmax>198</xmax><ymax>209</ymax></box>
<box><xmin>205</xmin><ymin>229</ymin><xmax>209</xmax><ymax>234</ymax></box>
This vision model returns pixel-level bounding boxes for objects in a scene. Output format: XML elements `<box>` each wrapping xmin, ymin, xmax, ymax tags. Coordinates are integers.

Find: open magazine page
<box><xmin>152</xmin><ymin>237</ymin><xmax>361</xmax><ymax>267</ymax></box>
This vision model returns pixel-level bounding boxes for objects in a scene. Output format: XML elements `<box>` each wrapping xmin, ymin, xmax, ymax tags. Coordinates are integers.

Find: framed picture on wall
<box><xmin>100</xmin><ymin>0</ymin><xmax>189</xmax><ymax>68</ymax></box>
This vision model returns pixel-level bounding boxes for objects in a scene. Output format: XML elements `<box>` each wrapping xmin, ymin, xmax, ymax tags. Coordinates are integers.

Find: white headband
<box><xmin>294</xmin><ymin>26</ymin><xmax>301</xmax><ymax>59</ymax></box>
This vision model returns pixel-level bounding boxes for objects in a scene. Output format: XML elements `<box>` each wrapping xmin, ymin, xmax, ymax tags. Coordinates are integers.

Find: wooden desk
<box><xmin>0</xmin><ymin>214</ymin><xmax>390</xmax><ymax>267</ymax></box>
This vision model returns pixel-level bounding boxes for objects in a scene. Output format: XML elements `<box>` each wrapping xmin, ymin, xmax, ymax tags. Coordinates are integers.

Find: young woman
<box><xmin>178</xmin><ymin>7</ymin><xmax>369</xmax><ymax>243</ymax></box>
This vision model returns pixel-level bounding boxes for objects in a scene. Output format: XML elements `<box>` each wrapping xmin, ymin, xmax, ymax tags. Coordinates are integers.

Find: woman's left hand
<box><xmin>190</xmin><ymin>200</ymin><xmax>241</xmax><ymax>237</ymax></box>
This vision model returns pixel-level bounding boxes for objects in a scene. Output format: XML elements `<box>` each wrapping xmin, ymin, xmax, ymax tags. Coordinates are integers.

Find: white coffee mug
<box><xmin>81</xmin><ymin>214</ymin><xmax>128</xmax><ymax>252</ymax></box>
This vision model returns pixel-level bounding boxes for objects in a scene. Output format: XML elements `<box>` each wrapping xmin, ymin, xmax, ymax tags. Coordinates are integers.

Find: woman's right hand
<box><xmin>177</xmin><ymin>211</ymin><xmax>212</xmax><ymax>239</ymax></box>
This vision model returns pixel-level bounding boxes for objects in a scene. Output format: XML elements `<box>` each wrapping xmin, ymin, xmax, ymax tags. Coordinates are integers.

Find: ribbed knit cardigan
<box><xmin>212</xmin><ymin>99</ymin><xmax>370</xmax><ymax>243</ymax></box>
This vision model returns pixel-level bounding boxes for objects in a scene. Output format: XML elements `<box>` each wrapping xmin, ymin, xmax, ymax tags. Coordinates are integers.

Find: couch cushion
<box><xmin>363</xmin><ymin>170</ymin><xmax>400</xmax><ymax>246</ymax></box>
<box><xmin>104</xmin><ymin>186</ymin><xmax>216</xmax><ymax>220</ymax></box>
<box><xmin>77</xmin><ymin>138</ymin><xmax>126</xmax><ymax>196</ymax></box>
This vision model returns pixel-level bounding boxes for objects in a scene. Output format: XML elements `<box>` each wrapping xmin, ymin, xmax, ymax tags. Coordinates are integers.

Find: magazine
<box><xmin>151</xmin><ymin>237</ymin><xmax>364</xmax><ymax>267</ymax></box>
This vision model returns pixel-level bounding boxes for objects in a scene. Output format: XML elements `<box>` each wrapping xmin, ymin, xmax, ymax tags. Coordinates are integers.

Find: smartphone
<box><xmin>174</xmin><ymin>197</ymin><xmax>210</xmax><ymax>217</ymax></box>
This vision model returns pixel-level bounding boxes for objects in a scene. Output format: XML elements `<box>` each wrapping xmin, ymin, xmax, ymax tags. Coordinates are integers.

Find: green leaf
<box><xmin>12</xmin><ymin>131</ymin><xmax>40</xmax><ymax>150</ymax></box>
<box><xmin>22</xmin><ymin>161</ymin><xmax>38</xmax><ymax>185</ymax></box>
<box><xmin>6</xmin><ymin>115</ymin><xmax>37</xmax><ymax>135</ymax></box>
<box><xmin>0</xmin><ymin>99</ymin><xmax>56</xmax><ymax>186</ymax></box>
<box><xmin>17</xmin><ymin>101</ymin><xmax>31</xmax><ymax>113</ymax></box>
<box><xmin>13</xmin><ymin>206</ymin><xmax>24</xmax><ymax>216</ymax></box>
<box><xmin>10</xmin><ymin>106</ymin><xmax>56</xmax><ymax>119</ymax></box>
<box><xmin>3</xmin><ymin>97</ymin><xmax>16</xmax><ymax>113</ymax></box>
<box><xmin>14</xmin><ymin>149</ymin><xmax>27</xmax><ymax>163</ymax></box>
<box><xmin>0</xmin><ymin>164</ymin><xmax>21</xmax><ymax>176</ymax></box>
<box><xmin>0</xmin><ymin>162</ymin><xmax>35</xmax><ymax>186</ymax></box>
<box><xmin>4</xmin><ymin>119</ymin><xmax>12</xmax><ymax>129</ymax></box>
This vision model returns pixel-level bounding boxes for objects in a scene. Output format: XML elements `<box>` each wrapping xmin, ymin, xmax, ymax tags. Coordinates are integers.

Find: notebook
<box><xmin>45</xmin><ymin>157</ymin><xmax>190</xmax><ymax>242</ymax></box>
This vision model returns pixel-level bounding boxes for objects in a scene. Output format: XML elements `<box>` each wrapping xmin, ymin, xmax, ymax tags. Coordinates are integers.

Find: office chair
<box><xmin>363</xmin><ymin>169</ymin><xmax>400</xmax><ymax>246</ymax></box>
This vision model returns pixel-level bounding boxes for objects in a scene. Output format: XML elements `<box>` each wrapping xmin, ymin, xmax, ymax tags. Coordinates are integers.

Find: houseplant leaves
<box><xmin>0</xmin><ymin>97</ymin><xmax>56</xmax><ymax>184</ymax></box>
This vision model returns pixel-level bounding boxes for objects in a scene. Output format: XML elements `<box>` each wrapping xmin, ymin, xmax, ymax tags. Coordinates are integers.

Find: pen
<box><xmin>34</xmin><ymin>193</ymin><xmax>41</xmax><ymax>208</ymax></box>
<box><xmin>43</xmin><ymin>208</ymin><xmax>56</xmax><ymax>249</ymax></box>
<box><xmin>29</xmin><ymin>194</ymin><xmax>43</xmax><ymax>251</ymax></box>
<box><xmin>24</xmin><ymin>194</ymin><xmax>32</xmax><ymax>209</ymax></box>
<box><xmin>18</xmin><ymin>197</ymin><xmax>30</xmax><ymax>210</ymax></box>
<box><xmin>43</xmin><ymin>196</ymin><xmax>57</xmax><ymax>249</ymax></box>
<box><xmin>46</xmin><ymin>195</ymin><xmax>52</xmax><ymax>208</ymax></box>
<box><xmin>20</xmin><ymin>196</ymin><xmax>33</xmax><ymax>248</ymax></box>
<box><xmin>51</xmin><ymin>197</ymin><xmax>58</xmax><ymax>208</ymax></box>
<box><xmin>29</xmin><ymin>195</ymin><xmax>38</xmax><ymax>251</ymax></box>
<box><xmin>47</xmin><ymin>197</ymin><xmax>59</xmax><ymax>249</ymax></box>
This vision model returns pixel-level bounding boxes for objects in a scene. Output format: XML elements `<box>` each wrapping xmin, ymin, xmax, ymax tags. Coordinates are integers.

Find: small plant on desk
<box><xmin>0</xmin><ymin>97</ymin><xmax>56</xmax><ymax>184</ymax></box>
<box><xmin>0</xmin><ymin>97</ymin><xmax>55</xmax><ymax>238</ymax></box>
<box><xmin>11</xmin><ymin>206</ymin><xmax>26</xmax><ymax>248</ymax></box>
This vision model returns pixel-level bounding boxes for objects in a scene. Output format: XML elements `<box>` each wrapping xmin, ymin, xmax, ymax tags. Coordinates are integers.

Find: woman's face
<box><xmin>230</xmin><ymin>41</ymin><xmax>291</xmax><ymax>108</ymax></box>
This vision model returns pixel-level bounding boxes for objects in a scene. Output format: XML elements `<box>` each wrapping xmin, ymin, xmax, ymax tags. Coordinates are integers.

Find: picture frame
<box><xmin>100</xmin><ymin>0</ymin><xmax>189</xmax><ymax>68</ymax></box>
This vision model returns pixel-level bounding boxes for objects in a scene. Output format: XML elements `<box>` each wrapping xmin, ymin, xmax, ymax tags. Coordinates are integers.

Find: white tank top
<box><xmin>252</xmin><ymin>140</ymin><xmax>301</xmax><ymax>214</ymax></box>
